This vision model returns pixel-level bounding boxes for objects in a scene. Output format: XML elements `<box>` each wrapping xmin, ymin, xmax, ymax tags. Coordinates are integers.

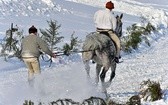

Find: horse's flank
<box><xmin>82</xmin><ymin>32</ymin><xmax>116</xmax><ymax>62</ymax></box>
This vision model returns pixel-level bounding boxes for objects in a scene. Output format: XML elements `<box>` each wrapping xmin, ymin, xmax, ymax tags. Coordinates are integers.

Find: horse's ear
<box><xmin>120</xmin><ymin>13</ymin><xmax>123</xmax><ymax>19</ymax></box>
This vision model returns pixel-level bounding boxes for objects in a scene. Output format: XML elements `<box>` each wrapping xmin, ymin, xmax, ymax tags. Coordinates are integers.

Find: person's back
<box><xmin>94</xmin><ymin>9</ymin><xmax>116</xmax><ymax>30</ymax></box>
<box><xmin>22</xmin><ymin>34</ymin><xmax>42</xmax><ymax>58</ymax></box>
<box><xmin>21</xmin><ymin>33</ymin><xmax>52</xmax><ymax>58</ymax></box>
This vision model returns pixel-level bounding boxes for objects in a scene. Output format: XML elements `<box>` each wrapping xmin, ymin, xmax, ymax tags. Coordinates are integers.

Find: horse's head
<box><xmin>115</xmin><ymin>13</ymin><xmax>123</xmax><ymax>38</ymax></box>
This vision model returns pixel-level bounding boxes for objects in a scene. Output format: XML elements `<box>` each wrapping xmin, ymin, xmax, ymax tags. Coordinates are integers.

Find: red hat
<box><xmin>106</xmin><ymin>1</ymin><xmax>114</xmax><ymax>10</ymax></box>
<box><xmin>29</xmin><ymin>25</ymin><xmax>37</xmax><ymax>34</ymax></box>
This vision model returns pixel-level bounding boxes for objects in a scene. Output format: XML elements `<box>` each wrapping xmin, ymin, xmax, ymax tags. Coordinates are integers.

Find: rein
<box><xmin>40</xmin><ymin>49</ymin><xmax>95</xmax><ymax>67</ymax></box>
<box><xmin>41</xmin><ymin>43</ymin><xmax>115</xmax><ymax>67</ymax></box>
<box><xmin>55</xmin><ymin>49</ymin><xmax>95</xmax><ymax>56</ymax></box>
<box><xmin>41</xmin><ymin>54</ymin><xmax>53</xmax><ymax>67</ymax></box>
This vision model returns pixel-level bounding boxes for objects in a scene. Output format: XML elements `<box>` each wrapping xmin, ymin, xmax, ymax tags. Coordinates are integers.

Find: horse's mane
<box><xmin>82</xmin><ymin>32</ymin><xmax>112</xmax><ymax>51</ymax></box>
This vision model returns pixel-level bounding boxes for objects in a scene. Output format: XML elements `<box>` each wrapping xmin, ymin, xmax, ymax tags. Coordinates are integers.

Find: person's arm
<box><xmin>37</xmin><ymin>37</ymin><xmax>56</xmax><ymax>58</ymax></box>
<box><xmin>111</xmin><ymin>14</ymin><xmax>117</xmax><ymax>31</ymax></box>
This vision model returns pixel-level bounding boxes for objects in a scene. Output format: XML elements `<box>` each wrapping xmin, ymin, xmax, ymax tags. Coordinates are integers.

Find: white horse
<box><xmin>82</xmin><ymin>14</ymin><xmax>123</xmax><ymax>94</ymax></box>
<box><xmin>82</xmin><ymin>32</ymin><xmax>116</xmax><ymax>87</ymax></box>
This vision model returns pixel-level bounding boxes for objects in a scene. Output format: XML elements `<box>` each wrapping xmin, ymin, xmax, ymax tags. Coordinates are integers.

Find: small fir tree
<box><xmin>0</xmin><ymin>23</ymin><xmax>23</xmax><ymax>60</ymax></box>
<box><xmin>23</xmin><ymin>100</ymin><xmax>34</xmax><ymax>105</ymax></box>
<box><xmin>62</xmin><ymin>32</ymin><xmax>81</xmax><ymax>56</ymax></box>
<box><xmin>40</xmin><ymin>20</ymin><xmax>64</xmax><ymax>52</ymax></box>
<box><xmin>122</xmin><ymin>22</ymin><xmax>156</xmax><ymax>53</ymax></box>
<box><xmin>139</xmin><ymin>79</ymin><xmax>162</xmax><ymax>101</ymax></box>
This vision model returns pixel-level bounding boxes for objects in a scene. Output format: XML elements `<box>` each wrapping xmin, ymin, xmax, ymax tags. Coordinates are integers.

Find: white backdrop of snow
<box><xmin>0</xmin><ymin>0</ymin><xmax>168</xmax><ymax>105</ymax></box>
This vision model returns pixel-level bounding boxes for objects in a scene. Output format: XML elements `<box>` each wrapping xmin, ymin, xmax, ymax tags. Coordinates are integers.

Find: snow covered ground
<box><xmin>0</xmin><ymin>0</ymin><xmax>168</xmax><ymax>105</ymax></box>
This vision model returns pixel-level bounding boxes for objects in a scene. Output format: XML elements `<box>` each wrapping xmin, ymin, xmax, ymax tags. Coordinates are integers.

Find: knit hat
<box><xmin>106</xmin><ymin>1</ymin><xmax>114</xmax><ymax>10</ymax></box>
<box><xmin>29</xmin><ymin>25</ymin><xmax>37</xmax><ymax>34</ymax></box>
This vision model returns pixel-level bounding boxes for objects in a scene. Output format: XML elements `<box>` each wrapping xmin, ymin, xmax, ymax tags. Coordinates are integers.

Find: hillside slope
<box><xmin>0</xmin><ymin>0</ymin><xmax>168</xmax><ymax>105</ymax></box>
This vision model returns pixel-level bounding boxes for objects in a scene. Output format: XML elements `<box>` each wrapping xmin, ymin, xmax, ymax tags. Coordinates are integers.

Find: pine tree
<box><xmin>62</xmin><ymin>32</ymin><xmax>81</xmax><ymax>56</ymax></box>
<box><xmin>40</xmin><ymin>20</ymin><xmax>64</xmax><ymax>52</ymax></box>
<box><xmin>0</xmin><ymin>23</ymin><xmax>23</xmax><ymax>61</ymax></box>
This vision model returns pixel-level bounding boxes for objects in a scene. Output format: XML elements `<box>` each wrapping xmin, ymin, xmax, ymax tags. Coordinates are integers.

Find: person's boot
<box><xmin>119</xmin><ymin>55</ymin><xmax>121</xmax><ymax>59</ymax></box>
<box><xmin>92</xmin><ymin>60</ymin><xmax>95</xmax><ymax>64</ymax></box>
<box><xmin>114</xmin><ymin>57</ymin><xmax>119</xmax><ymax>63</ymax></box>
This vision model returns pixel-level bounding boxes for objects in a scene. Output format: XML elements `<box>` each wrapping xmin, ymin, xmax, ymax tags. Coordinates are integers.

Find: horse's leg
<box><xmin>100</xmin><ymin>67</ymin><xmax>107</xmax><ymax>83</ymax></box>
<box><xmin>110</xmin><ymin>62</ymin><xmax>116</xmax><ymax>82</ymax></box>
<box><xmin>103</xmin><ymin>61</ymin><xmax>117</xmax><ymax>88</ymax></box>
<box><xmin>95</xmin><ymin>64</ymin><xmax>102</xmax><ymax>85</ymax></box>
<box><xmin>95</xmin><ymin>50</ymin><xmax>110</xmax><ymax>94</ymax></box>
<box><xmin>99</xmin><ymin>53</ymin><xmax>110</xmax><ymax>84</ymax></box>
<box><xmin>98</xmin><ymin>52</ymin><xmax>111</xmax><ymax>95</ymax></box>
<box><xmin>83</xmin><ymin>60</ymin><xmax>91</xmax><ymax>78</ymax></box>
<box><xmin>82</xmin><ymin>51</ymin><xmax>93</xmax><ymax>79</ymax></box>
<box><xmin>100</xmin><ymin>67</ymin><xmax>108</xmax><ymax>95</ymax></box>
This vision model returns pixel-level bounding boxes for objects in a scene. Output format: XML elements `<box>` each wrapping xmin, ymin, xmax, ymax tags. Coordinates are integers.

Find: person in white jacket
<box><xmin>94</xmin><ymin>1</ymin><xmax>121</xmax><ymax>63</ymax></box>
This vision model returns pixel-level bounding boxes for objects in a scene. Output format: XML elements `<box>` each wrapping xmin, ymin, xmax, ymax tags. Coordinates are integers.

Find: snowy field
<box><xmin>0</xmin><ymin>0</ymin><xmax>168</xmax><ymax>105</ymax></box>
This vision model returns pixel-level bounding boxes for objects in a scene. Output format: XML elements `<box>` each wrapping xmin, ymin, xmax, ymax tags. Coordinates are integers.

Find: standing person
<box><xmin>94</xmin><ymin>1</ymin><xmax>121</xmax><ymax>63</ymax></box>
<box><xmin>21</xmin><ymin>25</ymin><xmax>56</xmax><ymax>83</ymax></box>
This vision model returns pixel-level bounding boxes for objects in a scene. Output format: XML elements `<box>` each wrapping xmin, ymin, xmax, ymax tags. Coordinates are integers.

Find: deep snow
<box><xmin>0</xmin><ymin>0</ymin><xmax>168</xmax><ymax>105</ymax></box>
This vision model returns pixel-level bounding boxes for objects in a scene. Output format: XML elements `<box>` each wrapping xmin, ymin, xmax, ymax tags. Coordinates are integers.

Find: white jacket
<box><xmin>94</xmin><ymin>9</ymin><xmax>116</xmax><ymax>30</ymax></box>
